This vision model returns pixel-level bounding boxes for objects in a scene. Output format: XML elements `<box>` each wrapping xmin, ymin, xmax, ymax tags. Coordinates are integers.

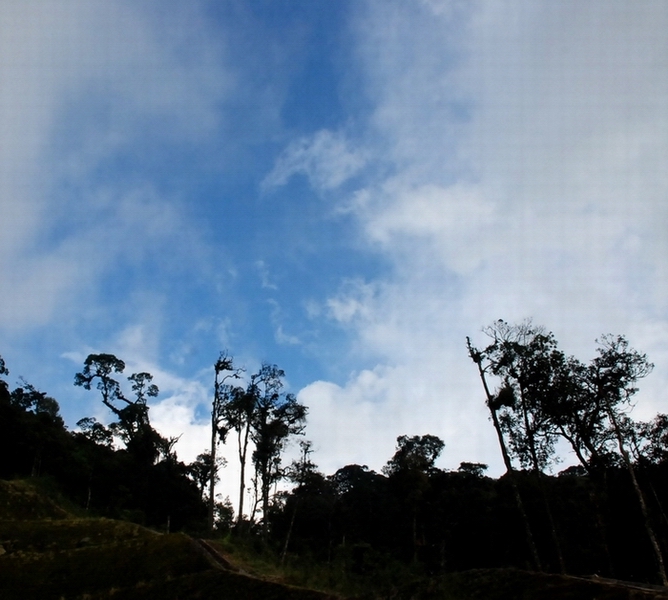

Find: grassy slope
<box><xmin>0</xmin><ymin>479</ymin><xmax>337</xmax><ymax>600</ymax></box>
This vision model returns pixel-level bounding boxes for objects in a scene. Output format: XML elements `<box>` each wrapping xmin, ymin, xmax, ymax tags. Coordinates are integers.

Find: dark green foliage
<box><xmin>188</xmin><ymin>451</ymin><xmax>218</xmax><ymax>500</ymax></box>
<box><xmin>0</xmin><ymin>354</ymin><xmax>206</xmax><ymax>532</ymax></box>
<box><xmin>0</xmin><ymin>378</ymin><xmax>72</xmax><ymax>481</ymax></box>
<box><xmin>0</xmin><ymin>479</ymin><xmax>72</xmax><ymax>520</ymax></box>
<box><xmin>399</xmin><ymin>568</ymin><xmax>668</xmax><ymax>600</ymax></box>
<box><xmin>274</xmin><ymin>461</ymin><xmax>668</xmax><ymax>584</ymax></box>
<box><xmin>0</xmin><ymin>532</ymin><xmax>212</xmax><ymax>599</ymax></box>
<box><xmin>383</xmin><ymin>434</ymin><xmax>445</xmax><ymax>476</ymax></box>
<box><xmin>87</xmin><ymin>570</ymin><xmax>340</xmax><ymax>600</ymax></box>
<box><xmin>633</xmin><ymin>414</ymin><xmax>668</xmax><ymax>465</ymax></box>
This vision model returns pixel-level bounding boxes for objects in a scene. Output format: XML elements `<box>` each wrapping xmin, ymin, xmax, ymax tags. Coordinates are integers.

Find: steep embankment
<box><xmin>0</xmin><ymin>479</ymin><xmax>337</xmax><ymax>600</ymax></box>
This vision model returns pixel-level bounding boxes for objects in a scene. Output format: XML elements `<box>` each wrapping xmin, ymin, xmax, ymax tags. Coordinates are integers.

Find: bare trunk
<box><xmin>535</xmin><ymin>470</ymin><xmax>565</xmax><ymax>573</ymax></box>
<box><xmin>209</xmin><ymin>413</ymin><xmax>217</xmax><ymax>533</ymax></box>
<box><xmin>468</xmin><ymin>339</ymin><xmax>542</xmax><ymax>572</ymax></box>
<box><xmin>261</xmin><ymin>469</ymin><xmax>270</xmax><ymax>540</ymax></box>
<box><xmin>519</xmin><ymin>389</ymin><xmax>565</xmax><ymax>574</ymax></box>
<box><xmin>281</xmin><ymin>503</ymin><xmax>298</xmax><ymax>566</ymax></box>
<box><xmin>608</xmin><ymin>405</ymin><xmax>667</xmax><ymax>585</ymax></box>
<box><xmin>236</xmin><ymin>423</ymin><xmax>250</xmax><ymax>528</ymax></box>
<box><xmin>558</xmin><ymin>426</ymin><xmax>592</xmax><ymax>474</ymax></box>
<box><xmin>248</xmin><ymin>476</ymin><xmax>261</xmax><ymax>528</ymax></box>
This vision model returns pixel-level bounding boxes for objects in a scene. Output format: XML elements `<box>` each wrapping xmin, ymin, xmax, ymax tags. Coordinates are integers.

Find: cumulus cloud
<box><xmin>361</xmin><ymin>182</ymin><xmax>496</xmax><ymax>274</ymax></box>
<box><xmin>300</xmin><ymin>359</ymin><xmax>497</xmax><ymax>476</ymax></box>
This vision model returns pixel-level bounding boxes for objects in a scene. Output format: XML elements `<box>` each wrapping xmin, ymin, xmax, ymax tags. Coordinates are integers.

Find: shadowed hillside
<box><xmin>4</xmin><ymin>476</ymin><xmax>668</xmax><ymax>599</ymax></box>
<box><xmin>0</xmin><ymin>479</ymin><xmax>337</xmax><ymax>600</ymax></box>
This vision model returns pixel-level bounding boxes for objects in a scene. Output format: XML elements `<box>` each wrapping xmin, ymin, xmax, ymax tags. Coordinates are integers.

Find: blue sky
<box><xmin>2</xmin><ymin>1</ymin><xmax>668</xmax><ymax>503</ymax></box>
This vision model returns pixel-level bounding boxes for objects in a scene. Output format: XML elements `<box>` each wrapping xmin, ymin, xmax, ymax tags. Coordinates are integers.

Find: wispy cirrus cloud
<box><xmin>262</xmin><ymin>129</ymin><xmax>368</xmax><ymax>193</ymax></box>
<box><xmin>0</xmin><ymin>0</ymin><xmax>231</xmax><ymax>330</ymax></box>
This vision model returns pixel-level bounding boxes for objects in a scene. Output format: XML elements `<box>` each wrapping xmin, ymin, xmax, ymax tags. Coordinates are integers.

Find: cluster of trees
<box><xmin>2</xmin><ymin>320</ymin><xmax>668</xmax><ymax>586</ymax></box>
<box><xmin>265</xmin><ymin>437</ymin><xmax>668</xmax><ymax>584</ymax></box>
<box><xmin>0</xmin><ymin>354</ymin><xmax>205</xmax><ymax>530</ymax></box>
<box><xmin>259</xmin><ymin>322</ymin><xmax>668</xmax><ymax>585</ymax></box>
<box><xmin>467</xmin><ymin>321</ymin><xmax>668</xmax><ymax>582</ymax></box>
<box><xmin>208</xmin><ymin>355</ymin><xmax>307</xmax><ymax>535</ymax></box>
<box><xmin>0</xmin><ymin>352</ymin><xmax>308</xmax><ymax>536</ymax></box>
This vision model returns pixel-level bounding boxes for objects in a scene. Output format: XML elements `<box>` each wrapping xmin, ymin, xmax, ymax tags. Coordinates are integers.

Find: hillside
<box><xmin>2</xmin><ymin>479</ymin><xmax>668</xmax><ymax>599</ymax></box>
<box><xmin>0</xmin><ymin>479</ymin><xmax>337</xmax><ymax>600</ymax></box>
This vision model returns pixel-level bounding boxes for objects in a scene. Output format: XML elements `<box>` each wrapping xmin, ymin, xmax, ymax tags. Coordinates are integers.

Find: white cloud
<box><xmin>266</xmin><ymin>300</ymin><xmax>301</xmax><ymax>347</ymax></box>
<box><xmin>275</xmin><ymin>326</ymin><xmax>301</xmax><ymax>347</ymax></box>
<box><xmin>255</xmin><ymin>260</ymin><xmax>278</xmax><ymax>290</ymax></box>
<box><xmin>300</xmin><ymin>360</ymin><xmax>499</xmax><ymax>477</ymax></box>
<box><xmin>361</xmin><ymin>182</ymin><xmax>496</xmax><ymax>274</ymax></box>
<box><xmin>297</xmin><ymin>0</ymin><xmax>668</xmax><ymax>476</ymax></box>
<box><xmin>0</xmin><ymin>0</ymin><xmax>231</xmax><ymax>330</ymax></box>
<box><xmin>263</xmin><ymin>129</ymin><xmax>368</xmax><ymax>193</ymax></box>
<box><xmin>326</xmin><ymin>279</ymin><xmax>378</xmax><ymax>325</ymax></box>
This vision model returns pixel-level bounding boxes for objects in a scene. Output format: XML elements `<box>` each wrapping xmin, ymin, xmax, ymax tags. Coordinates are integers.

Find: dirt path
<box><xmin>195</xmin><ymin>538</ymin><xmax>248</xmax><ymax>574</ymax></box>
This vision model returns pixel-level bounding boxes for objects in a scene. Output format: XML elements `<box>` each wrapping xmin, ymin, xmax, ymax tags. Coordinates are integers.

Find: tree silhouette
<box><xmin>383</xmin><ymin>435</ymin><xmax>444</xmax><ymax>477</ymax></box>
<box><xmin>476</xmin><ymin>320</ymin><xmax>568</xmax><ymax>572</ymax></box>
<box><xmin>217</xmin><ymin>376</ymin><xmax>256</xmax><ymax>529</ymax></box>
<box><xmin>587</xmin><ymin>335</ymin><xmax>665</xmax><ymax>585</ymax></box>
<box><xmin>467</xmin><ymin>331</ymin><xmax>542</xmax><ymax>571</ymax></box>
<box><xmin>0</xmin><ymin>354</ymin><xmax>9</xmax><ymax>385</ymax></box>
<box><xmin>384</xmin><ymin>435</ymin><xmax>444</xmax><ymax>562</ymax></box>
<box><xmin>249</xmin><ymin>364</ymin><xmax>307</xmax><ymax>539</ymax></box>
<box><xmin>187</xmin><ymin>451</ymin><xmax>220</xmax><ymax>501</ymax></box>
<box><xmin>209</xmin><ymin>352</ymin><xmax>243</xmax><ymax>532</ymax></box>
<box><xmin>74</xmin><ymin>354</ymin><xmax>167</xmax><ymax>465</ymax></box>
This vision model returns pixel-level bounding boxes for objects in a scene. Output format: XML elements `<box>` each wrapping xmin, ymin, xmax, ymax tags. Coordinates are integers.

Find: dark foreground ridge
<box><xmin>2</xmin><ymin>479</ymin><xmax>668</xmax><ymax>599</ymax></box>
<box><xmin>386</xmin><ymin>569</ymin><xmax>668</xmax><ymax>600</ymax></box>
<box><xmin>0</xmin><ymin>479</ymin><xmax>337</xmax><ymax>600</ymax></box>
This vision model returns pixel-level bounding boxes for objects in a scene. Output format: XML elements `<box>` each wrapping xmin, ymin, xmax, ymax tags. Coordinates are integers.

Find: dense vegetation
<box><xmin>2</xmin><ymin>319</ymin><xmax>668</xmax><ymax>596</ymax></box>
<box><xmin>0</xmin><ymin>355</ymin><xmax>206</xmax><ymax>532</ymax></box>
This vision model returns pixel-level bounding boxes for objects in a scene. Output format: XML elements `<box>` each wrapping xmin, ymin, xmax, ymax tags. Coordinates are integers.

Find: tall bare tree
<box><xmin>467</xmin><ymin>333</ymin><xmax>543</xmax><ymax>571</ymax></box>
<box><xmin>476</xmin><ymin>320</ymin><xmax>570</xmax><ymax>572</ymax></box>
<box><xmin>249</xmin><ymin>364</ymin><xmax>307</xmax><ymax>539</ymax></box>
<box><xmin>209</xmin><ymin>352</ymin><xmax>243</xmax><ymax>532</ymax></box>
<box><xmin>586</xmin><ymin>335</ymin><xmax>666</xmax><ymax>585</ymax></box>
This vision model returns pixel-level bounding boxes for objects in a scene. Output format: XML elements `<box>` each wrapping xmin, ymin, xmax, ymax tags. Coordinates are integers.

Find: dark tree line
<box><xmin>0</xmin><ymin>353</ymin><xmax>205</xmax><ymax>531</ymax></box>
<box><xmin>2</xmin><ymin>323</ymin><xmax>668</xmax><ymax>587</ymax></box>
<box><xmin>261</xmin><ymin>323</ymin><xmax>668</xmax><ymax>586</ymax></box>
<box><xmin>0</xmin><ymin>351</ymin><xmax>308</xmax><ymax>538</ymax></box>
<box><xmin>266</xmin><ymin>444</ymin><xmax>668</xmax><ymax>585</ymax></box>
